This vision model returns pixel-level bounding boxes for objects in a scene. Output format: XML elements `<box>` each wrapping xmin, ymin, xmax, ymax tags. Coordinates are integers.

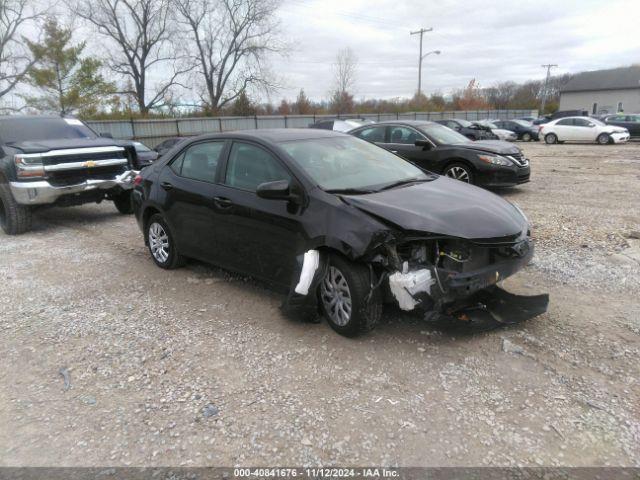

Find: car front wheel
<box><xmin>0</xmin><ymin>182</ymin><xmax>32</xmax><ymax>235</ymax></box>
<box><xmin>545</xmin><ymin>133</ymin><xmax>558</xmax><ymax>144</ymax></box>
<box><xmin>443</xmin><ymin>162</ymin><xmax>474</xmax><ymax>184</ymax></box>
<box><xmin>319</xmin><ymin>255</ymin><xmax>382</xmax><ymax>337</ymax></box>
<box><xmin>146</xmin><ymin>214</ymin><xmax>185</xmax><ymax>269</ymax></box>
<box><xmin>597</xmin><ymin>133</ymin><xmax>610</xmax><ymax>145</ymax></box>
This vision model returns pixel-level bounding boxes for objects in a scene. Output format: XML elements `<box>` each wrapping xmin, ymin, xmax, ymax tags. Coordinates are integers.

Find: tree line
<box><xmin>0</xmin><ymin>0</ymin><xmax>568</xmax><ymax>119</ymax></box>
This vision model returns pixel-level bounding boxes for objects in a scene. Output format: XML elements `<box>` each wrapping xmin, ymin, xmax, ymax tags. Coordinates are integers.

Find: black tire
<box><xmin>443</xmin><ymin>162</ymin><xmax>474</xmax><ymax>184</ymax></box>
<box><xmin>319</xmin><ymin>254</ymin><xmax>382</xmax><ymax>337</ymax></box>
<box><xmin>113</xmin><ymin>190</ymin><xmax>134</xmax><ymax>214</ymax></box>
<box><xmin>544</xmin><ymin>133</ymin><xmax>558</xmax><ymax>144</ymax></box>
<box><xmin>0</xmin><ymin>182</ymin><xmax>32</xmax><ymax>235</ymax></box>
<box><xmin>597</xmin><ymin>133</ymin><xmax>610</xmax><ymax>145</ymax></box>
<box><xmin>521</xmin><ymin>132</ymin><xmax>532</xmax><ymax>142</ymax></box>
<box><xmin>145</xmin><ymin>213</ymin><xmax>185</xmax><ymax>269</ymax></box>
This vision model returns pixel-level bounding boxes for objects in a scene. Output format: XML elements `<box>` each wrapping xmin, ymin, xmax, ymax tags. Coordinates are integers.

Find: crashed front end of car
<box><xmin>286</xmin><ymin>177</ymin><xmax>548</xmax><ymax>331</ymax></box>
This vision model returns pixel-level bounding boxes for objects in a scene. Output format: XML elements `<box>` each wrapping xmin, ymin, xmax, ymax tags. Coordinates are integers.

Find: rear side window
<box><xmin>354</xmin><ymin>126</ymin><xmax>386</xmax><ymax>142</ymax></box>
<box><xmin>556</xmin><ymin>119</ymin><xmax>574</xmax><ymax>126</ymax></box>
<box><xmin>170</xmin><ymin>141</ymin><xmax>224</xmax><ymax>182</ymax></box>
<box><xmin>224</xmin><ymin>142</ymin><xmax>291</xmax><ymax>191</ymax></box>
<box><xmin>389</xmin><ymin>126</ymin><xmax>423</xmax><ymax>144</ymax></box>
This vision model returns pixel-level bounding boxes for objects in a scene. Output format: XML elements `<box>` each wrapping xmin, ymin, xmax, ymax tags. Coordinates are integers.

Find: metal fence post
<box><xmin>175</xmin><ymin>119</ymin><xmax>180</xmax><ymax>137</ymax></box>
<box><xmin>284</xmin><ymin>116</ymin><xmax>288</xmax><ymax>128</ymax></box>
<box><xmin>130</xmin><ymin>117</ymin><xmax>136</xmax><ymax>140</ymax></box>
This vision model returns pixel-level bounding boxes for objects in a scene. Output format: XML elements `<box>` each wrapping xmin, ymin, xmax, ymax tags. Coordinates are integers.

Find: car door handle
<box><xmin>160</xmin><ymin>181</ymin><xmax>173</xmax><ymax>190</ymax></box>
<box><xmin>213</xmin><ymin>196</ymin><xmax>233</xmax><ymax>209</ymax></box>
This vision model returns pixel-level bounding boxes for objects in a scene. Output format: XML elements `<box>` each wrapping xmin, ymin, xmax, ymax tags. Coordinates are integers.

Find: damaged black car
<box><xmin>132</xmin><ymin>129</ymin><xmax>548</xmax><ymax>337</ymax></box>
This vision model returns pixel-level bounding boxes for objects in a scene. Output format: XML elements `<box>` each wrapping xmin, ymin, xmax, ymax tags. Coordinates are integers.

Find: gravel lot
<box><xmin>1</xmin><ymin>141</ymin><xmax>639</xmax><ymax>467</ymax></box>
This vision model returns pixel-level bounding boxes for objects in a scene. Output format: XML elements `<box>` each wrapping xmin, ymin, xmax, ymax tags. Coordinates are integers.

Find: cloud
<box><xmin>267</xmin><ymin>0</ymin><xmax>640</xmax><ymax>102</ymax></box>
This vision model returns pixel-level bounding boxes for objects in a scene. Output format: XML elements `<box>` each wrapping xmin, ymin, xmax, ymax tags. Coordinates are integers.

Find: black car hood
<box><xmin>452</xmin><ymin>140</ymin><xmax>521</xmax><ymax>156</ymax></box>
<box><xmin>342</xmin><ymin>176</ymin><xmax>527</xmax><ymax>241</ymax></box>
<box><xmin>9</xmin><ymin>137</ymin><xmax>131</xmax><ymax>154</ymax></box>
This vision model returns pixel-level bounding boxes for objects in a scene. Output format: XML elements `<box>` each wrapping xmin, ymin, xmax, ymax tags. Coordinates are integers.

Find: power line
<box><xmin>410</xmin><ymin>27</ymin><xmax>435</xmax><ymax>96</ymax></box>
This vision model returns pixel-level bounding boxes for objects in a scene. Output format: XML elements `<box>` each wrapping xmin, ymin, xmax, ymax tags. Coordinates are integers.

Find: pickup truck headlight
<box><xmin>478</xmin><ymin>154</ymin><xmax>513</xmax><ymax>166</ymax></box>
<box><xmin>14</xmin><ymin>154</ymin><xmax>45</xmax><ymax>178</ymax></box>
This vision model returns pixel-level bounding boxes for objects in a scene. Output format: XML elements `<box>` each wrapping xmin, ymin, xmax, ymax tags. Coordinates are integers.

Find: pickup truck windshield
<box><xmin>0</xmin><ymin>118</ymin><xmax>97</xmax><ymax>144</ymax></box>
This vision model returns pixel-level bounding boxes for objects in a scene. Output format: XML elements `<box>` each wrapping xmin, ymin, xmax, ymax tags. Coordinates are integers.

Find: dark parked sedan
<box><xmin>433</xmin><ymin>119</ymin><xmax>498</xmax><ymax>140</ymax></box>
<box><xmin>603</xmin><ymin>114</ymin><xmax>640</xmax><ymax>137</ymax></box>
<box><xmin>349</xmin><ymin>120</ymin><xmax>530</xmax><ymax>188</ymax></box>
<box><xmin>132</xmin><ymin>129</ymin><xmax>547</xmax><ymax>336</ymax></box>
<box><xmin>154</xmin><ymin>137</ymin><xmax>186</xmax><ymax>156</ymax></box>
<box><xmin>492</xmin><ymin>119</ymin><xmax>539</xmax><ymax>141</ymax></box>
<box><xmin>133</xmin><ymin>141</ymin><xmax>159</xmax><ymax>166</ymax></box>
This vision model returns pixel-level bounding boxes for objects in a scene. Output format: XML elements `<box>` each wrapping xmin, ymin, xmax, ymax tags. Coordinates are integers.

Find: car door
<box><xmin>159</xmin><ymin>140</ymin><xmax>227</xmax><ymax>262</ymax></box>
<box><xmin>351</xmin><ymin>125</ymin><xmax>387</xmax><ymax>148</ymax></box>
<box><xmin>381</xmin><ymin>125</ymin><xmax>440</xmax><ymax>171</ymax></box>
<box><xmin>572</xmin><ymin>118</ymin><xmax>598</xmax><ymax>141</ymax></box>
<box><xmin>552</xmin><ymin>118</ymin><xmax>575</xmax><ymax>140</ymax></box>
<box><xmin>212</xmin><ymin>141</ymin><xmax>305</xmax><ymax>287</ymax></box>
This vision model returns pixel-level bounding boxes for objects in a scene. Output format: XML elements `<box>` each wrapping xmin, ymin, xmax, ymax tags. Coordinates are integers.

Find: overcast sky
<box><xmin>266</xmin><ymin>0</ymin><xmax>640</xmax><ymax>102</ymax></box>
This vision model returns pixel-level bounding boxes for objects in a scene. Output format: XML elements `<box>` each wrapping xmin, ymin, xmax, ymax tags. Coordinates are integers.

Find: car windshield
<box><xmin>513</xmin><ymin>119</ymin><xmax>533</xmax><ymax>127</ymax></box>
<box><xmin>418</xmin><ymin>124</ymin><xmax>471</xmax><ymax>145</ymax></box>
<box><xmin>0</xmin><ymin>117</ymin><xmax>97</xmax><ymax>144</ymax></box>
<box><xmin>280</xmin><ymin>136</ymin><xmax>430</xmax><ymax>192</ymax></box>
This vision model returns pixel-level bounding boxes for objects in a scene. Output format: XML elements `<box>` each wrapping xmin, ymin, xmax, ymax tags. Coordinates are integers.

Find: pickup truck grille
<box><xmin>37</xmin><ymin>146</ymin><xmax>130</xmax><ymax>186</ymax></box>
<box><xmin>47</xmin><ymin>165</ymin><xmax>128</xmax><ymax>187</ymax></box>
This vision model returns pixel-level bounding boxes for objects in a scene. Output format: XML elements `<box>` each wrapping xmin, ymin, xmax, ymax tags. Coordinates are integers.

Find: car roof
<box><xmin>185</xmin><ymin>128</ymin><xmax>346</xmax><ymax>144</ymax></box>
<box><xmin>368</xmin><ymin>120</ymin><xmax>436</xmax><ymax>127</ymax></box>
<box><xmin>0</xmin><ymin>114</ymin><xmax>73</xmax><ymax>121</ymax></box>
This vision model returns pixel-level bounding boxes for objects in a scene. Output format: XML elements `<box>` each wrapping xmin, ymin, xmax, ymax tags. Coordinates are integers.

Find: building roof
<box><xmin>561</xmin><ymin>65</ymin><xmax>640</xmax><ymax>93</ymax></box>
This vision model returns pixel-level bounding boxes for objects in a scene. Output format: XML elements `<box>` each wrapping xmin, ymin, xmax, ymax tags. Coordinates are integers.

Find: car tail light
<box><xmin>14</xmin><ymin>154</ymin><xmax>45</xmax><ymax>178</ymax></box>
<box><xmin>133</xmin><ymin>174</ymin><xmax>143</xmax><ymax>186</ymax></box>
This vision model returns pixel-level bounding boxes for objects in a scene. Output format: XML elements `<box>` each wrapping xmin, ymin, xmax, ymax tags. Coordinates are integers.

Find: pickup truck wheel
<box><xmin>319</xmin><ymin>255</ymin><xmax>382</xmax><ymax>337</ymax></box>
<box><xmin>0</xmin><ymin>183</ymin><xmax>32</xmax><ymax>235</ymax></box>
<box><xmin>113</xmin><ymin>191</ymin><xmax>134</xmax><ymax>214</ymax></box>
<box><xmin>146</xmin><ymin>214</ymin><xmax>185</xmax><ymax>269</ymax></box>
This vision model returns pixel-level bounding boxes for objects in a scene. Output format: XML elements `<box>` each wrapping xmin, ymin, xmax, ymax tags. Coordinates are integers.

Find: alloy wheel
<box><xmin>148</xmin><ymin>222</ymin><xmax>170</xmax><ymax>263</ymax></box>
<box><xmin>522</xmin><ymin>133</ymin><xmax>531</xmax><ymax>142</ymax></box>
<box><xmin>445</xmin><ymin>166</ymin><xmax>470</xmax><ymax>183</ymax></box>
<box><xmin>320</xmin><ymin>266</ymin><xmax>353</xmax><ymax>326</ymax></box>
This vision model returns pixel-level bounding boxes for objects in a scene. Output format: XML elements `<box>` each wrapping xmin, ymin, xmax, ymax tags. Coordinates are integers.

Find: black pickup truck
<box><xmin>0</xmin><ymin>115</ymin><xmax>141</xmax><ymax>235</ymax></box>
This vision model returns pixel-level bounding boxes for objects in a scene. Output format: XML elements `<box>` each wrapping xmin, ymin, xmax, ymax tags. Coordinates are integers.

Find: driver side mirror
<box><xmin>256</xmin><ymin>179</ymin><xmax>292</xmax><ymax>200</ymax></box>
<box><xmin>415</xmin><ymin>140</ymin><xmax>432</xmax><ymax>150</ymax></box>
<box><xmin>587</xmin><ymin>123</ymin><xmax>596</xmax><ymax>127</ymax></box>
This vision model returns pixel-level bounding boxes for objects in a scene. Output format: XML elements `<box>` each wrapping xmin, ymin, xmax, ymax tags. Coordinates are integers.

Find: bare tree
<box><xmin>71</xmin><ymin>0</ymin><xmax>190</xmax><ymax>114</ymax></box>
<box><xmin>330</xmin><ymin>47</ymin><xmax>357</xmax><ymax>113</ymax></box>
<box><xmin>0</xmin><ymin>0</ymin><xmax>42</xmax><ymax>101</ymax></box>
<box><xmin>176</xmin><ymin>0</ymin><xmax>282</xmax><ymax>113</ymax></box>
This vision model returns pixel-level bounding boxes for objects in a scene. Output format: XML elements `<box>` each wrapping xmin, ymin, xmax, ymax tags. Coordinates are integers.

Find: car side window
<box><xmin>556</xmin><ymin>119</ymin><xmax>574</xmax><ymax>126</ymax></box>
<box><xmin>224</xmin><ymin>142</ymin><xmax>291</xmax><ymax>192</ymax></box>
<box><xmin>573</xmin><ymin>118</ymin><xmax>590</xmax><ymax>127</ymax></box>
<box><xmin>354</xmin><ymin>126</ymin><xmax>386</xmax><ymax>143</ymax></box>
<box><xmin>173</xmin><ymin>141</ymin><xmax>225</xmax><ymax>182</ymax></box>
<box><xmin>389</xmin><ymin>126</ymin><xmax>424</xmax><ymax>144</ymax></box>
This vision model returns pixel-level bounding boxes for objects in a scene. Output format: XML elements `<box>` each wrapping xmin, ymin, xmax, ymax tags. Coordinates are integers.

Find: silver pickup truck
<box><xmin>0</xmin><ymin>115</ymin><xmax>142</xmax><ymax>235</ymax></box>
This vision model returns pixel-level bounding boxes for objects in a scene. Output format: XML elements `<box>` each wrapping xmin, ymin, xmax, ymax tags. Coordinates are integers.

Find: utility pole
<box><xmin>410</xmin><ymin>27</ymin><xmax>433</xmax><ymax>96</ymax></box>
<box><xmin>540</xmin><ymin>64</ymin><xmax>558</xmax><ymax>115</ymax></box>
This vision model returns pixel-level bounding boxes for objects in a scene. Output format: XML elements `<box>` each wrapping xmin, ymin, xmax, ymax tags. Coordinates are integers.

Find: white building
<box><xmin>559</xmin><ymin>65</ymin><xmax>640</xmax><ymax>115</ymax></box>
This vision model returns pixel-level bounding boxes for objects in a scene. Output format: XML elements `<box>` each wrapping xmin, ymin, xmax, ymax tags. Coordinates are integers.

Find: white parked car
<box><xmin>474</xmin><ymin>120</ymin><xmax>517</xmax><ymax>141</ymax></box>
<box><xmin>539</xmin><ymin>116</ymin><xmax>630</xmax><ymax>145</ymax></box>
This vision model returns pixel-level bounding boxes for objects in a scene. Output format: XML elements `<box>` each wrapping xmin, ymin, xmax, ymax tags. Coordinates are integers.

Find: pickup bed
<box><xmin>0</xmin><ymin>115</ymin><xmax>141</xmax><ymax>234</ymax></box>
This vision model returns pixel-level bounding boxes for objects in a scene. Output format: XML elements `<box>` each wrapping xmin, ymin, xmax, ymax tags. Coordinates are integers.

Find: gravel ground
<box><xmin>1</xmin><ymin>141</ymin><xmax>639</xmax><ymax>467</ymax></box>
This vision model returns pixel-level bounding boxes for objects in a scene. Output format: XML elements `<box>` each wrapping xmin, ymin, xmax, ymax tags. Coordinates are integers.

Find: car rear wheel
<box><xmin>113</xmin><ymin>191</ymin><xmax>134</xmax><ymax>214</ymax></box>
<box><xmin>521</xmin><ymin>132</ymin><xmax>532</xmax><ymax>142</ymax></box>
<box><xmin>443</xmin><ymin>162</ymin><xmax>474</xmax><ymax>184</ymax></box>
<box><xmin>319</xmin><ymin>255</ymin><xmax>381</xmax><ymax>337</ymax></box>
<box><xmin>0</xmin><ymin>182</ymin><xmax>32</xmax><ymax>235</ymax></box>
<box><xmin>544</xmin><ymin>133</ymin><xmax>558</xmax><ymax>144</ymax></box>
<box><xmin>597</xmin><ymin>133</ymin><xmax>610</xmax><ymax>145</ymax></box>
<box><xmin>146</xmin><ymin>214</ymin><xmax>185</xmax><ymax>269</ymax></box>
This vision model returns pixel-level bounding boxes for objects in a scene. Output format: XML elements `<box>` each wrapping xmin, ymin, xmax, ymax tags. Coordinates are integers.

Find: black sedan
<box><xmin>603</xmin><ymin>114</ymin><xmax>640</xmax><ymax>137</ymax></box>
<box><xmin>132</xmin><ymin>129</ymin><xmax>547</xmax><ymax>337</ymax></box>
<box><xmin>433</xmin><ymin>119</ymin><xmax>498</xmax><ymax>140</ymax></box>
<box><xmin>492</xmin><ymin>120</ymin><xmax>539</xmax><ymax>141</ymax></box>
<box><xmin>349</xmin><ymin>121</ymin><xmax>530</xmax><ymax>188</ymax></box>
<box><xmin>133</xmin><ymin>141</ymin><xmax>159</xmax><ymax>166</ymax></box>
